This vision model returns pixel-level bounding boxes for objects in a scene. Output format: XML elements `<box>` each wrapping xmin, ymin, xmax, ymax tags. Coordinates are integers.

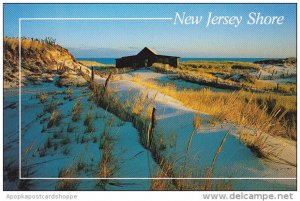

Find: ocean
<box><xmin>77</xmin><ymin>58</ymin><xmax>279</xmax><ymax>65</ymax></box>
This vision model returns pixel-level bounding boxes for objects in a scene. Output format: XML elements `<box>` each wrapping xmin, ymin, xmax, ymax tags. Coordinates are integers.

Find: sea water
<box><xmin>77</xmin><ymin>58</ymin><xmax>281</xmax><ymax>65</ymax></box>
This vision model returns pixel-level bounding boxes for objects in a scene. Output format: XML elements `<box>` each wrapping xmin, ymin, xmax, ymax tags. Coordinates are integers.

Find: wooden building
<box><xmin>116</xmin><ymin>47</ymin><xmax>179</xmax><ymax>68</ymax></box>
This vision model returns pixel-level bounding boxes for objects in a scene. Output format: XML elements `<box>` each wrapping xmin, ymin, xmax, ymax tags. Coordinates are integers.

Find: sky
<box><xmin>4</xmin><ymin>3</ymin><xmax>296</xmax><ymax>58</ymax></box>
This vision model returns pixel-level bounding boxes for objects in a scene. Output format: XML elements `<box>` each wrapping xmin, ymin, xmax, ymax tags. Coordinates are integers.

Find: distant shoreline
<box><xmin>77</xmin><ymin>57</ymin><xmax>285</xmax><ymax>65</ymax></box>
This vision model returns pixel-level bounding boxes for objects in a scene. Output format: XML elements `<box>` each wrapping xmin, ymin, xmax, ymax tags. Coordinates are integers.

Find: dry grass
<box><xmin>150</xmin><ymin>168</ymin><xmax>173</xmax><ymax>190</ymax></box>
<box><xmin>37</xmin><ymin>92</ymin><xmax>48</xmax><ymax>103</ymax></box>
<box><xmin>193</xmin><ymin>114</ymin><xmax>202</xmax><ymax>130</ymax></box>
<box><xmin>4</xmin><ymin>161</ymin><xmax>19</xmax><ymax>182</ymax></box>
<box><xmin>55</xmin><ymin>167</ymin><xmax>79</xmax><ymax>190</ymax></box>
<box><xmin>131</xmin><ymin>92</ymin><xmax>154</xmax><ymax>119</ymax></box>
<box><xmin>60</xmin><ymin>136</ymin><xmax>71</xmax><ymax>146</ymax></box>
<box><xmin>152</xmin><ymin>63</ymin><xmax>296</xmax><ymax>94</ymax></box>
<box><xmin>96</xmin><ymin>119</ymin><xmax>119</xmax><ymax>190</ymax></box>
<box><xmin>82</xmin><ymin>72</ymin><xmax>234</xmax><ymax>191</ymax></box>
<box><xmin>126</xmin><ymin>78</ymin><xmax>296</xmax><ymax>140</ymax></box>
<box><xmin>64</xmin><ymin>87</ymin><xmax>73</xmax><ymax>100</ymax></box>
<box><xmin>84</xmin><ymin>111</ymin><xmax>94</xmax><ymax>133</ymax></box>
<box><xmin>47</xmin><ymin>110</ymin><xmax>62</xmax><ymax>128</ymax></box>
<box><xmin>238</xmin><ymin>129</ymin><xmax>280</xmax><ymax>159</ymax></box>
<box><xmin>18</xmin><ymin>166</ymin><xmax>35</xmax><ymax>190</ymax></box>
<box><xmin>63</xmin><ymin>146</ymin><xmax>71</xmax><ymax>155</ymax></box>
<box><xmin>43</xmin><ymin>100</ymin><xmax>62</xmax><ymax>114</ymax></box>
<box><xmin>72</xmin><ymin>100</ymin><xmax>82</xmax><ymax>122</ymax></box>
<box><xmin>67</xmin><ymin>123</ymin><xmax>74</xmax><ymax>132</ymax></box>
<box><xmin>150</xmin><ymin>129</ymin><xmax>232</xmax><ymax>191</ymax></box>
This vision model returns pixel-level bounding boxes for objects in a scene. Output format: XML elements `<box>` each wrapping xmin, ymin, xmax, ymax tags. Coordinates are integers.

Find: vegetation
<box><xmin>72</xmin><ymin>100</ymin><xmax>82</xmax><ymax>122</ymax></box>
<box><xmin>238</xmin><ymin>129</ymin><xmax>280</xmax><ymax>159</ymax></box>
<box><xmin>60</xmin><ymin>136</ymin><xmax>71</xmax><ymax>146</ymax></box>
<box><xmin>76</xmin><ymin>157</ymin><xmax>86</xmax><ymax>172</ymax></box>
<box><xmin>96</xmin><ymin>119</ymin><xmax>119</xmax><ymax>190</ymax></box>
<box><xmin>37</xmin><ymin>92</ymin><xmax>48</xmax><ymax>103</ymax></box>
<box><xmin>44</xmin><ymin>137</ymin><xmax>52</xmax><ymax>149</ymax></box>
<box><xmin>255</xmin><ymin>57</ymin><xmax>296</xmax><ymax>66</ymax></box>
<box><xmin>64</xmin><ymin>87</ymin><xmax>73</xmax><ymax>100</ymax></box>
<box><xmin>67</xmin><ymin>123</ymin><xmax>74</xmax><ymax>132</ymax></box>
<box><xmin>47</xmin><ymin>110</ymin><xmax>62</xmax><ymax>128</ymax></box>
<box><xmin>84</xmin><ymin>111</ymin><xmax>94</xmax><ymax>133</ymax></box>
<box><xmin>86</xmin><ymin>72</ymin><xmax>233</xmax><ymax>191</ymax></box>
<box><xmin>44</xmin><ymin>100</ymin><xmax>62</xmax><ymax>114</ymax></box>
<box><xmin>193</xmin><ymin>114</ymin><xmax>202</xmax><ymax>130</ymax></box>
<box><xmin>4</xmin><ymin>161</ymin><xmax>19</xmax><ymax>182</ymax></box>
<box><xmin>63</xmin><ymin>147</ymin><xmax>71</xmax><ymax>155</ymax></box>
<box><xmin>150</xmin><ymin>129</ymin><xmax>232</xmax><ymax>190</ymax></box>
<box><xmin>152</xmin><ymin>62</ymin><xmax>296</xmax><ymax>94</ymax></box>
<box><xmin>55</xmin><ymin>167</ymin><xmax>79</xmax><ymax>190</ymax></box>
<box><xmin>4</xmin><ymin>36</ymin><xmax>82</xmax><ymax>88</ymax></box>
<box><xmin>127</xmin><ymin>77</ymin><xmax>296</xmax><ymax>140</ymax></box>
<box><xmin>18</xmin><ymin>166</ymin><xmax>35</xmax><ymax>190</ymax></box>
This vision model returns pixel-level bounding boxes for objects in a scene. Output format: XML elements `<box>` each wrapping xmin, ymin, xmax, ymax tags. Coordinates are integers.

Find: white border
<box><xmin>19</xmin><ymin>18</ymin><xmax>297</xmax><ymax>180</ymax></box>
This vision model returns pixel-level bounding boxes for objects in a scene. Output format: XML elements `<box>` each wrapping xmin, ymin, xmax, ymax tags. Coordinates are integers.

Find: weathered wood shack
<box><xmin>116</xmin><ymin>47</ymin><xmax>179</xmax><ymax>68</ymax></box>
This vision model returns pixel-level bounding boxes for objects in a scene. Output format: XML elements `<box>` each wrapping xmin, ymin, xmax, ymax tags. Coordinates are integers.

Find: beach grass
<box><xmin>126</xmin><ymin>76</ymin><xmax>296</xmax><ymax>139</ymax></box>
<box><xmin>152</xmin><ymin>62</ymin><xmax>296</xmax><ymax>94</ymax></box>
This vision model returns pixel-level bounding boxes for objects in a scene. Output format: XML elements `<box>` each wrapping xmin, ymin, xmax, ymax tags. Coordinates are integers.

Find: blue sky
<box><xmin>4</xmin><ymin>4</ymin><xmax>296</xmax><ymax>58</ymax></box>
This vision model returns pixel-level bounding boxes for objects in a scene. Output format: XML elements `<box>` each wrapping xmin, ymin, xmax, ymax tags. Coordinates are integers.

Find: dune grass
<box><xmin>96</xmin><ymin>118</ymin><xmax>119</xmax><ymax>190</ymax></box>
<box><xmin>37</xmin><ymin>92</ymin><xmax>48</xmax><ymax>103</ymax></box>
<box><xmin>152</xmin><ymin>63</ymin><xmax>296</xmax><ymax>94</ymax></box>
<box><xmin>126</xmin><ymin>77</ymin><xmax>296</xmax><ymax>140</ymax></box>
<box><xmin>18</xmin><ymin>166</ymin><xmax>35</xmax><ymax>190</ymax></box>
<box><xmin>238</xmin><ymin>129</ymin><xmax>281</xmax><ymax>159</ymax></box>
<box><xmin>88</xmin><ymin>79</ymin><xmax>232</xmax><ymax>190</ymax></box>
<box><xmin>55</xmin><ymin>167</ymin><xmax>79</xmax><ymax>190</ymax></box>
<box><xmin>150</xmin><ymin>128</ymin><xmax>232</xmax><ymax>190</ymax></box>
<box><xmin>47</xmin><ymin>110</ymin><xmax>62</xmax><ymax>128</ymax></box>
<box><xmin>84</xmin><ymin>111</ymin><xmax>94</xmax><ymax>133</ymax></box>
<box><xmin>71</xmin><ymin>100</ymin><xmax>82</xmax><ymax>122</ymax></box>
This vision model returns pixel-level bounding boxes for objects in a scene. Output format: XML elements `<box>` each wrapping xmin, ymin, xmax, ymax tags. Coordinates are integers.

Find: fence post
<box><xmin>91</xmin><ymin>66</ymin><xmax>94</xmax><ymax>81</ymax></box>
<box><xmin>104</xmin><ymin>72</ymin><xmax>112</xmax><ymax>93</ymax></box>
<box><xmin>149</xmin><ymin>107</ymin><xmax>157</xmax><ymax>147</ymax></box>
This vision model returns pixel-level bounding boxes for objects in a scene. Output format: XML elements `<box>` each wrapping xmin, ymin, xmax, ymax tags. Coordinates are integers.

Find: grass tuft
<box><xmin>72</xmin><ymin>100</ymin><xmax>82</xmax><ymax>122</ymax></box>
<box><xmin>55</xmin><ymin>167</ymin><xmax>78</xmax><ymax>190</ymax></box>
<box><xmin>84</xmin><ymin>112</ymin><xmax>94</xmax><ymax>133</ymax></box>
<box><xmin>47</xmin><ymin>110</ymin><xmax>62</xmax><ymax>128</ymax></box>
<box><xmin>37</xmin><ymin>92</ymin><xmax>48</xmax><ymax>103</ymax></box>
